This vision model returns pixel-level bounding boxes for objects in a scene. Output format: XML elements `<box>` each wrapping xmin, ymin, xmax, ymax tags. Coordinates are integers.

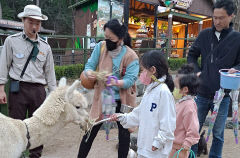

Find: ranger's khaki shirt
<box><xmin>0</xmin><ymin>31</ymin><xmax>56</xmax><ymax>91</ymax></box>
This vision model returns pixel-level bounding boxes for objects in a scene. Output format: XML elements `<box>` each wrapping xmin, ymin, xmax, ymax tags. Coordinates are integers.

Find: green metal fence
<box><xmin>0</xmin><ymin>31</ymin><xmax>196</xmax><ymax>67</ymax></box>
<box><xmin>44</xmin><ymin>34</ymin><xmax>195</xmax><ymax>66</ymax></box>
<box><xmin>0</xmin><ymin>32</ymin><xmax>196</xmax><ymax>115</ymax></box>
<box><xmin>0</xmin><ymin>31</ymin><xmax>196</xmax><ymax>66</ymax></box>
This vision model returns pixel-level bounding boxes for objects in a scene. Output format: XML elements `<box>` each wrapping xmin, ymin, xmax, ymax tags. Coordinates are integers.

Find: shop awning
<box><xmin>0</xmin><ymin>19</ymin><xmax>55</xmax><ymax>34</ymax></box>
<box><xmin>157</xmin><ymin>11</ymin><xmax>203</xmax><ymax>23</ymax></box>
<box><xmin>187</xmin><ymin>0</ymin><xmax>213</xmax><ymax>17</ymax></box>
<box><xmin>136</xmin><ymin>0</ymin><xmax>160</xmax><ymax>5</ymax></box>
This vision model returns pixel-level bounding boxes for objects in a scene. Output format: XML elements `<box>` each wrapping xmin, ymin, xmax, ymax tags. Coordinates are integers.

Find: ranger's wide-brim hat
<box><xmin>18</xmin><ymin>5</ymin><xmax>48</xmax><ymax>21</ymax></box>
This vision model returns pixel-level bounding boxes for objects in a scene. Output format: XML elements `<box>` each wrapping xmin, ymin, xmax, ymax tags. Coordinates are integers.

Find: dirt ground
<box><xmin>41</xmin><ymin>83</ymin><xmax>240</xmax><ymax>158</ymax></box>
<box><xmin>41</xmin><ymin>123</ymin><xmax>240</xmax><ymax>158</ymax></box>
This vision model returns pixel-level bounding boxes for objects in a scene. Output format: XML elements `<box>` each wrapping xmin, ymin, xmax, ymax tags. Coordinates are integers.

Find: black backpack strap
<box><xmin>20</xmin><ymin>51</ymin><xmax>33</xmax><ymax>78</ymax></box>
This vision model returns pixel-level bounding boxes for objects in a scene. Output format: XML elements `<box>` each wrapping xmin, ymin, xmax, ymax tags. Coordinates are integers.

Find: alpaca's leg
<box><xmin>204</xmin><ymin>144</ymin><xmax>208</xmax><ymax>155</ymax></box>
<box><xmin>29</xmin><ymin>145</ymin><xmax>43</xmax><ymax>158</ymax></box>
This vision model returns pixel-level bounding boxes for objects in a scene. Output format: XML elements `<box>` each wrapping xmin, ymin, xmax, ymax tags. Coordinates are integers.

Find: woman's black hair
<box><xmin>141</xmin><ymin>50</ymin><xmax>174</xmax><ymax>92</ymax></box>
<box><xmin>103</xmin><ymin>19</ymin><xmax>131</xmax><ymax>47</ymax></box>
<box><xmin>178</xmin><ymin>64</ymin><xmax>200</xmax><ymax>96</ymax></box>
<box><xmin>214</xmin><ymin>0</ymin><xmax>236</xmax><ymax>15</ymax></box>
<box><xmin>123</xmin><ymin>32</ymin><xmax>132</xmax><ymax>48</ymax></box>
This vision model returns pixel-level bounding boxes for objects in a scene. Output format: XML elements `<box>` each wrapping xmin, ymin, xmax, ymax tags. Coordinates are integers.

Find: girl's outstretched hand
<box><xmin>152</xmin><ymin>146</ymin><xmax>158</xmax><ymax>151</ymax></box>
<box><xmin>110</xmin><ymin>113</ymin><xmax>120</xmax><ymax>121</ymax></box>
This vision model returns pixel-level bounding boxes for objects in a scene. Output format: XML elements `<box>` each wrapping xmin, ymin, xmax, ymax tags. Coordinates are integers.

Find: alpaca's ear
<box><xmin>58</xmin><ymin>77</ymin><xmax>67</xmax><ymax>87</ymax></box>
<box><xmin>65</xmin><ymin>80</ymin><xmax>80</xmax><ymax>102</ymax></box>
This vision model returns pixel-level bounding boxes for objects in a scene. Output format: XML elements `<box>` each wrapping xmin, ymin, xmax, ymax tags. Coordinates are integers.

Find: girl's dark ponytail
<box><xmin>165</xmin><ymin>73</ymin><xmax>174</xmax><ymax>92</ymax></box>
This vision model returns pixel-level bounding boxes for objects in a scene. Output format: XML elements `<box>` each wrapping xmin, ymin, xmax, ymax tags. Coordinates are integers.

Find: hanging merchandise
<box><xmin>135</xmin><ymin>20</ymin><xmax>148</xmax><ymax>48</ymax></box>
<box><xmin>206</xmin><ymin>89</ymin><xmax>225</xmax><ymax>142</ymax></box>
<box><xmin>101</xmin><ymin>76</ymin><xmax>118</xmax><ymax>140</ymax></box>
<box><xmin>84</xmin><ymin>75</ymin><xmax>118</xmax><ymax>142</ymax></box>
<box><xmin>230</xmin><ymin>90</ymin><xmax>239</xmax><ymax>144</ymax></box>
<box><xmin>207</xmin><ymin>69</ymin><xmax>240</xmax><ymax>144</ymax></box>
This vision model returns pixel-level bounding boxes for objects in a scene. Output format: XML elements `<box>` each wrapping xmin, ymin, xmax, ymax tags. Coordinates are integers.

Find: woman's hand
<box><xmin>152</xmin><ymin>146</ymin><xmax>158</xmax><ymax>151</ymax></box>
<box><xmin>105</xmin><ymin>74</ymin><xmax>119</xmax><ymax>87</ymax></box>
<box><xmin>106</xmin><ymin>77</ymin><xmax>119</xmax><ymax>87</ymax></box>
<box><xmin>86</xmin><ymin>70</ymin><xmax>96</xmax><ymax>80</ymax></box>
<box><xmin>105</xmin><ymin>75</ymin><xmax>124</xmax><ymax>87</ymax></box>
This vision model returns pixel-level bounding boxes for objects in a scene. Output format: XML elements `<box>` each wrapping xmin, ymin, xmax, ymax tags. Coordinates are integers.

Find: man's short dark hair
<box><xmin>214</xmin><ymin>0</ymin><xmax>236</xmax><ymax>15</ymax></box>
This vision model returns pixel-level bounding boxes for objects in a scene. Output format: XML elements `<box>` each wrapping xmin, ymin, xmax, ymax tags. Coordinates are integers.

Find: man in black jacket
<box><xmin>187</xmin><ymin>0</ymin><xmax>240</xmax><ymax>157</ymax></box>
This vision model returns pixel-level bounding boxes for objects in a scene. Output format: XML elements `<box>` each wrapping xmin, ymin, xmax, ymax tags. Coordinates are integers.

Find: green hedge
<box><xmin>168</xmin><ymin>58</ymin><xmax>187</xmax><ymax>71</ymax></box>
<box><xmin>55</xmin><ymin>64</ymin><xmax>84</xmax><ymax>80</ymax></box>
<box><xmin>54</xmin><ymin>58</ymin><xmax>200</xmax><ymax>79</ymax></box>
<box><xmin>168</xmin><ymin>58</ymin><xmax>201</xmax><ymax>71</ymax></box>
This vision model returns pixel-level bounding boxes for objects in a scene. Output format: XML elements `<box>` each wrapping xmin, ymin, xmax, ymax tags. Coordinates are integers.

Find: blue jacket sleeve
<box><xmin>84</xmin><ymin>42</ymin><xmax>101</xmax><ymax>71</ymax></box>
<box><xmin>122</xmin><ymin>60</ymin><xmax>139</xmax><ymax>89</ymax></box>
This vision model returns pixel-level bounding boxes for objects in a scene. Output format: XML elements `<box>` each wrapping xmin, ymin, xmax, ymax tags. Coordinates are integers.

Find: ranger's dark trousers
<box><xmin>8</xmin><ymin>81</ymin><xmax>46</xmax><ymax>158</ymax></box>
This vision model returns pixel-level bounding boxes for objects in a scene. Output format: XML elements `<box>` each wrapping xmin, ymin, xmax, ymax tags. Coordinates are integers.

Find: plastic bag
<box><xmin>101</xmin><ymin>76</ymin><xmax>118</xmax><ymax>140</ymax></box>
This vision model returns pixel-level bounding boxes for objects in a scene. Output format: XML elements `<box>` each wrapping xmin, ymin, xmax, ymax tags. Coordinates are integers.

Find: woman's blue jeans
<box><xmin>191</xmin><ymin>95</ymin><xmax>230</xmax><ymax>158</ymax></box>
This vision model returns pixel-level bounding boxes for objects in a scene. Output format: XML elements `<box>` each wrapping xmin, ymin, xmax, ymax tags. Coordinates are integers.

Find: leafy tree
<box><xmin>40</xmin><ymin>0</ymin><xmax>74</xmax><ymax>34</ymax></box>
<box><xmin>1</xmin><ymin>0</ymin><xmax>31</xmax><ymax>20</ymax></box>
<box><xmin>233</xmin><ymin>0</ymin><xmax>240</xmax><ymax>31</ymax></box>
<box><xmin>1</xmin><ymin>0</ymin><xmax>76</xmax><ymax>34</ymax></box>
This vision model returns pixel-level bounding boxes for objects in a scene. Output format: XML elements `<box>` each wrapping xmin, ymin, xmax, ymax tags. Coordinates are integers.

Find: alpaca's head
<box><xmin>33</xmin><ymin>78</ymin><xmax>89</xmax><ymax>126</ymax></box>
<box><xmin>62</xmin><ymin>79</ymin><xmax>89</xmax><ymax>125</ymax></box>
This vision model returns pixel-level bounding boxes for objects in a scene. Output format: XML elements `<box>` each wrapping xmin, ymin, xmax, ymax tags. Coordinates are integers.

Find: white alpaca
<box><xmin>0</xmin><ymin>79</ymin><xmax>89</xmax><ymax>158</ymax></box>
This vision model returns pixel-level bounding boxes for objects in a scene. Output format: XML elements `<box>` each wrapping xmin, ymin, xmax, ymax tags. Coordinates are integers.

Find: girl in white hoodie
<box><xmin>111</xmin><ymin>50</ymin><xmax>176</xmax><ymax>158</ymax></box>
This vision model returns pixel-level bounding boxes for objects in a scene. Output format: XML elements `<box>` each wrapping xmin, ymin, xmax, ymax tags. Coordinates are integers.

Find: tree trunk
<box><xmin>0</xmin><ymin>1</ymin><xmax>2</xmax><ymax>19</ymax></box>
<box><xmin>233</xmin><ymin>0</ymin><xmax>240</xmax><ymax>31</ymax></box>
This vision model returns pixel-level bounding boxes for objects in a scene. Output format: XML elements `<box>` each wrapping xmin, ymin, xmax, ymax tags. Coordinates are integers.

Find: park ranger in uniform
<box><xmin>0</xmin><ymin>4</ymin><xmax>56</xmax><ymax>158</ymax></box>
